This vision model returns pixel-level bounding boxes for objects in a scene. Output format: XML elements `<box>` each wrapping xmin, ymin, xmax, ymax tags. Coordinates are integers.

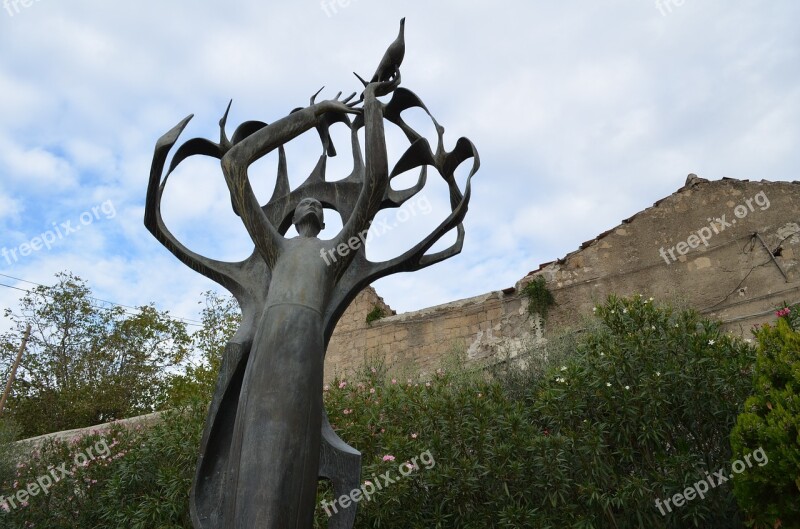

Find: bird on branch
<box><xmin>354</xmin><ymin>17</ymin><xmax>405</xmax><ymax>93</ymax></box>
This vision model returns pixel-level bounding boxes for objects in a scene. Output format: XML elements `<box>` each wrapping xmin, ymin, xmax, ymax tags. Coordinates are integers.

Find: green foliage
<box><xmin>365</xmin><ymin>305</ymin><xmax>387</xmax><ymax>325</ymax></box>
<box><xmin>0</xmin><ymin>402</ymin><xmax>204</xmax><ymax>529</ymax></box>
<box><xmin>165</xmin><ymin>292</ymin><xmax>241</xmax><ymax>406</ymax></box>
<box><xmin>0</xmin><ymin>272</ymin><xmax>191</xmax><ymax>438</ymax></box>
<box><xmin>523</xmin><ymin>294</ymin><xmax>754</xmax><ymax>528</ymax></box>
<box><xmin>0</xmin><ymin>419</ymin><xmax>22</xmax><ymax>489</ymax></box>
<box><xmin>730</xmin><ymin>305</ymin><xmax>800</xmax><ymax>528</ymax></box>
<box><xmin>0</xmin><ymin>296</ymin><xmax>757</xmax><ymax>528</ymax></box>
<box><xmin>315</xmin><ymin>295</ymin><xmax>754</xmax><ymax>528</ymax></box>
<box><xmin>521</xmin><ymin>275</ymin><xmax>555</xmax><ymax>319</ymax></box>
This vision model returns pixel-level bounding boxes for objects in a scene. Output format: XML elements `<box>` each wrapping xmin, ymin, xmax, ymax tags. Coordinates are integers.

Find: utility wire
<box><xmin>0</xmin><ymin>273</ymin><xmax>204</xmax><ymax>328</ymax></box>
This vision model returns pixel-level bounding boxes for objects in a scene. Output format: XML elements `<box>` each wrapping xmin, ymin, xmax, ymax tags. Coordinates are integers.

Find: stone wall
<box><xmin>16</xmin><ymin>412</ymin><xmax>164</xmax><ymax>450</ymax></box>
<box><xmin>325</xmin><ymin>288</ymin><xmax>542</xmax><ymax>381</ymax></box>
<box><xmin>324</xmin><ymin>175</ymin><xmax>800</xmax><ymax>382</ymax></box>
<box><xmin>29</xmin><ymin>175</ymin><xmax>800</xmax><ymax>441</ymax></box>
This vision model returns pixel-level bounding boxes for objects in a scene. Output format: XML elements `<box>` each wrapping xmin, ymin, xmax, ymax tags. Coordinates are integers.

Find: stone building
<box><xmin>324</xmin><ymin>175</ymin><xmax>800</xmax><ymax>381</ymax></box>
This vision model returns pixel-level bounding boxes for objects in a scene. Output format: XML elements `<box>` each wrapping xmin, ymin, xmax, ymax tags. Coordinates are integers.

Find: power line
<box><xmin>0</xmin><ymin>273</ymin><xmax>204</xmax><ymax>328</ymax></box>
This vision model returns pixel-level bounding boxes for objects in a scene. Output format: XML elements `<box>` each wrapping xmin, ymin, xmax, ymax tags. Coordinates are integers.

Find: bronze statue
<box><xmin>145</xmin><ymin>18</ymin><xmax>478</xmax><ymax>529</ymax></box>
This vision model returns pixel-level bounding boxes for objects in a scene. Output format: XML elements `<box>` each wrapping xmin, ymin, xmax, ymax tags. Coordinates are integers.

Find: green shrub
<box><xmin>365</xmin><ymin>306</ymin><xmax>387</xmax><ymax>325</ymax></box>
<box><xmin>730</xmin><ymin>305</ymin><xmax>800</xmax><ymax>528</ymax></box>
<box><xmin>0</xmin><ymin>402</ymin><xmax>205</xmax><ymax>529</ymax></box>
<box><xmin>521</xmin><ymin>275</ymin><xmax>556</xmax><ymax>319</ymax></box>
<box><xmin>524</xmin><ymin>294</ymin><xmax>754</xmax><ymax>528</ymax></box>
<box><xmin>316</xmin><ymin>295</ymin><xmax>755</xmax><ymax>528</ymax></box>
<box><xmin>0</xmin><ymin>419</ymin><xmax>22</xmax><ymax>491</ymax></box>
<box><xmin>0</xmin><ymin>296</ymin><xmax>757</xmax><ymax>528</ymax></box>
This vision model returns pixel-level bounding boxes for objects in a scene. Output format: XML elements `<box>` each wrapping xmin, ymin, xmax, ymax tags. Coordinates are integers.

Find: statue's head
<box><xmin>292</xmin><ymin>198</ymin><xmax>325</xmax><ymax>237</ymax></box>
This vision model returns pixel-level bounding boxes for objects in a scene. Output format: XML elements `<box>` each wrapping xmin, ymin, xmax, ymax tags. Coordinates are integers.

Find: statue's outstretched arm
<box><xmin>145</xmin><ymin>115</ymin><xmax>249</xmax><ymax>295</ymax></box>
<box><xmin>222</xmin><ymin>93</ymin><xmax>360</xmax><ymax>268</ymax></box>
<box><xmin>332</xmin><ymin>75</ymin><xmax>401</xmax><ymax>275</ymax></box>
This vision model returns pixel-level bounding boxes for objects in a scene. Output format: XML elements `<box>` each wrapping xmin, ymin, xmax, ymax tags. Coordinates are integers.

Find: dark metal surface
<box><xmin>145</xmin><ymin>18</ymin><xmax>478</xmax><ymax>529</ymax></box>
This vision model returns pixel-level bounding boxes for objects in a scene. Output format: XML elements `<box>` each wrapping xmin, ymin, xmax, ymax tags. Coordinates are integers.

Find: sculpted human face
<box><xmin>293</xmin><ymin>198</ymin><xmax>325</xmax><ymax>236</ymax></box>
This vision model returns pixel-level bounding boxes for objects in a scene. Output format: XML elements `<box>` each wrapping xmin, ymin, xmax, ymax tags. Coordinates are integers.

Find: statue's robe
<box><xmin>190</xmin><ymin>237</ymin><xmax>359</xmax><ymax>529</ymax></box>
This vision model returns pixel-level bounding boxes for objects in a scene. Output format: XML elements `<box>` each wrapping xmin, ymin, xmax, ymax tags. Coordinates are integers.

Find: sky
<box><xmin>0</xmin><ymin>0</ymin><xmax>798</xmax><ymax>330</ymax></box>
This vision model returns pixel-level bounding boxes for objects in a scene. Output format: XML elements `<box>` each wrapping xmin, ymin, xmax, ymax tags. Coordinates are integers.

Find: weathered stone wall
<box><xmin>538</xmin><ymin>176</ymin><xmax>800</xmax><ymax>336</ymax></box>
<box><xmin>30</xmin><ymin>176</ymin><xmax>800</xmax><ymax>440</ymax></box>
<box><xmin>325</xmin><ymin>176</ymin><xmax>800</xmax><ymax>382</ymax></box>
<box><xmin>324</xmin><ymin>289</ymin><xmax>542</xmax><ymax>381</ymax></box>
<box><xmin>16</xmin><ymin>412</ymin><xmax>163</xmax><ymax>450</ymax></box>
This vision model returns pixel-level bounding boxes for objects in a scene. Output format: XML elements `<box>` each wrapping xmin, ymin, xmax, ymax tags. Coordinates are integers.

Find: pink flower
<box><xmin>338</xmin><ymin>381</ymin><xmax>347</xmax><ymax>389</ymax></box>
<box><xmin>411</xmin><ymin>433</ymin><xmax>418</xmax><ymax>439</ymax></box>
<box><xmin>776</xmin><ymin>308</ymin><xmax>791</xmax><ymax>317</ymax></box>
<box><xmin>391</xmin><ymin>378</ymin><xmax>397</xmax><ymax>384</ymax></box>
<box><xmin>370</xmin><ymin>388</ymin><xmax>376</xmax><ymax>394</ymax></box>
<box><xmin>382</xmin><ymin>454</ymin><xmax>395</xmax><ymax>462</ymax></box>
<box><xmin>343</xmin><ymin>409</ymin><xmax>352</xmax><ymax>415</ymax></box>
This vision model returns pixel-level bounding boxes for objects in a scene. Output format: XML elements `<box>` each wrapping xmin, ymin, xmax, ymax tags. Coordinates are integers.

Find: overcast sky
<box><xmin>0</xmin><ymin>0</ymin><xmax>798</xmax><ymax>329</ymax></box>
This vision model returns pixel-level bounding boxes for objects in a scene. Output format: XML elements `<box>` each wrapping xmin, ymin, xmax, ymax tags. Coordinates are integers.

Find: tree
<box><xmin>165</xmin><ymin>291</ymin><xmax>241</xmax><ymax>406</ymax></box>
<box><xmin>0</xmin><ymin>272</ymin><xmax>190</xmax><ymax>438</ymax></box>
<box><xmin>730</xmin><ymin>306</ymin><xmax>800</xmax><ymax>528</ymax></box>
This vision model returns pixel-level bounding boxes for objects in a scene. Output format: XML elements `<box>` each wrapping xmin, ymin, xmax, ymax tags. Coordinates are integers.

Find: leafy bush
<box><xmin>365</xmin><ymin>306</ymin><xmax>387</xmax><ymax>325</ymax></box>
<box><xmin>0</xmin><ymin>402</ymin><xmax>204</xmax><ymax>529</ymax></box>
<box><xmin>0</xmin><ymin>296</ymin><xmax>758</xmax><ymax>528</ymax></box>
<box><xmin>165</xmin><ymin>292</ymin><xmax>241</xmax><ymax>407</ymax></box>
<box><xmin>523</xmin><ymin>294</ymin><xmax>754</xmax><ymax>528</ymax></box>
<box><xmin>521</xmin><ymin>275</ymin><xmax>556</xmax><ymax>319</ymax></box>
<box><xmin>316</xmin><ymin>295</ymin><xmax>755</xmax><ymax>528</ymax></box>
<box><xmin>730</xmin><ymin>305</ymin><xmax>800</xmax><ymax>528</ymax></box>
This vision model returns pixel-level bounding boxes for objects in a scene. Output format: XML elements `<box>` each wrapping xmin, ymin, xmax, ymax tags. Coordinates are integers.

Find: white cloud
<box><xmin>0</xmin><ymin>0</ymin><xmax>797</xmax><ymax>317</ymax></box>
<box><xmin>0</xmin><ymin>135</ymin><xmax>78</xmax><ymax>190</ymax></box>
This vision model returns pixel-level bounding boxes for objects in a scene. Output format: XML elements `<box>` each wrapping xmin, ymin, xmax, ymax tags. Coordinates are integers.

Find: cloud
<box><xmin>0</xmin><ymin>0</ymin><xmax>798</xmax><ymax>318</ymax></box>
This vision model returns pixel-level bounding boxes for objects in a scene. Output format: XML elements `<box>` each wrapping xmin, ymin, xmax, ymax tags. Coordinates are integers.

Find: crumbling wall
<box><xmin>325</xmin><ymin>176</ymin><xmax>800</xmax><ymax>382</ymax></box>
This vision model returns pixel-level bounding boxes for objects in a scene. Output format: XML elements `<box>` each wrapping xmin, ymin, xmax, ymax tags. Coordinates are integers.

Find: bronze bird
<box><xmin>354</xmin><ymin>17</ymin><xmax>405</xmax><ymax>90</ymax></box>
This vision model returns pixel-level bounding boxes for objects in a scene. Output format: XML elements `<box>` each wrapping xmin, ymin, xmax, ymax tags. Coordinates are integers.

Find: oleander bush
<box><xmin>315</xmin><ymin>295</ymin><xmax>756</xmax><ymax>528</ymax></box>
<box><xmin>0</xmin><ymin>296</ymin><xmax>761</xmax><ymax>528</ymax></box>
<box><xmin>730</xmin><ymin>305</ymin><xmax>800</xmax><ymax>528</ymax></box>
<box><xmin>0</xmin><ymin>403</ymin><xmax>204</xmax><ymax>529</ymax></box>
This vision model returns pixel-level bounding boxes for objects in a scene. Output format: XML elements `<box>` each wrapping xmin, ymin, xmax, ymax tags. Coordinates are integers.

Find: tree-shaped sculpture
<box><xmin>145</xmin><ymin>18</ymin><xmax>478</xmax><ymax>529</ymax></box>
